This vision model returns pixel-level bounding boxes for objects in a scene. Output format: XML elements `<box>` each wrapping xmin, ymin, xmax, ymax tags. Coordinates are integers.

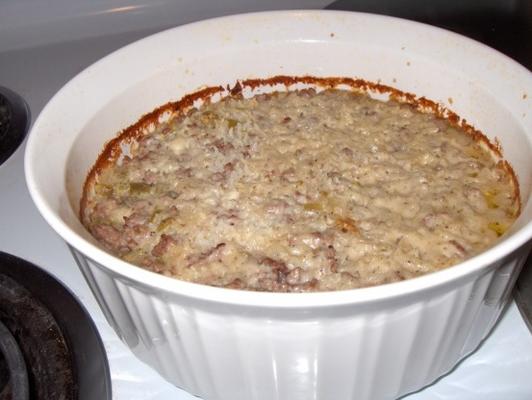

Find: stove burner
<box><xmin>0</xmin><ymin>273</ymin><xmax>75</xmax><ymax>399</ymax></box>
<box><xmin>0</xmin><ymin>87</ymin><xmax>30</xmax><ymax>166</ymax></box>
<box><xmin>0</xmin><ymin>252</ymin><xmax>111</xmax><ymax>400</ymax></box>
<box><xmin>0</xmin><ymin>320</ymin><xmax>29</xmax><ymax>400</ymax></box>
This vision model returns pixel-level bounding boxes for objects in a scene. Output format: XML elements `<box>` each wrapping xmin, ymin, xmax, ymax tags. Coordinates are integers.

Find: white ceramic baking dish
<box><xmin>25</xmin><ymin>10</ymin><xmax>532</xmax><ymax>400</ymax></box>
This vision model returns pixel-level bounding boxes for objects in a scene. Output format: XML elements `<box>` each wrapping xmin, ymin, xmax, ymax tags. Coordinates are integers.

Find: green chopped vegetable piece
<box><xmin>488</xmin><ymin>221</ymin><xmax>506</xmax><ymax>237</ymax></box>
<box><xmin>483</xmin><ymin>189</ymin><xmax>499</xmax><ymax>209</ymax></box>
<box><xmin>157</xmin><ymin>217</ymin><xmax>175</xmax><ymax>232</ymax></box>
<box><xmin>149</xmin><ymin>210</ymin><xmax>161</xmax><ymax>223</ymax></box>
<box><xmin>94</xmin><ymin>183</ymin><xmax>112</xmax><ymax>196</ymax></box>
<box><xmin>129</xmin><ymin>182</ymin><xmax>151</xmax><ymax>195</ymax></box>
<box><xmin>304</xmin><ymin>202</ymin><xmax>322</xmax><ymax>211</ymax></box>
<box><xmin>199</xmin><ymin>111</ymin><xmax>219</xmax><ymax>128</ymax></box>
<box><xmin>114</xmin><ymin>182</ymin><xmax>129</xmax><ymax>196</ymax></box>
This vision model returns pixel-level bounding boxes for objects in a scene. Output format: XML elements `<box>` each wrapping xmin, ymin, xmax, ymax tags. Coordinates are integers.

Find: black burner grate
<box><xmin>0</xmin><ymin>252</ymin><xmax>111</xmax><ymax>400</ymax></box>
<box><xmin>0</xmin><ymin>319</ymin><xmax>29</xmax><ymax>400</ymax></box>
<box><xmin>0</xmin><ymin>273</ymin><xmax>76</xmax><ymax>400</ymax></box>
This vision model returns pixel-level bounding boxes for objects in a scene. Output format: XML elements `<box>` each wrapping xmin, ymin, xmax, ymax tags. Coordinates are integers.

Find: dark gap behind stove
<box><xmin>326</xmin><ymin>0</ymin><xmax>532</xmax><ymax>69</ymax></box>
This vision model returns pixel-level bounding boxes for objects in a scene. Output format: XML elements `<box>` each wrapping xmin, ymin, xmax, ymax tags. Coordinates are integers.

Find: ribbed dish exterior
<box><xmin>70</xmin><ymin>246</ymin><xmax>529</xmax><ymax>400</ymax></box>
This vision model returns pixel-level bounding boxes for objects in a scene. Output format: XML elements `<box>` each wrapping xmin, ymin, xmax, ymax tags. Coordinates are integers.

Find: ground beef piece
<box><xmin>152</xmin><ymin>234</ymin><xmax>179</xmax><ymax>257</ymax></box>
<box><xmin>91</xmin><ymin>225</ymin><xmax>130</xmax><ymax>254</ymax></box>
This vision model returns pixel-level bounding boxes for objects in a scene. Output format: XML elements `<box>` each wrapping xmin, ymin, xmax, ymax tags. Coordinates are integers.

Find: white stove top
<box><xmin>1</xmin><ymin>2</ymin><xmax>531</xmax><ymax>399</ymax></box>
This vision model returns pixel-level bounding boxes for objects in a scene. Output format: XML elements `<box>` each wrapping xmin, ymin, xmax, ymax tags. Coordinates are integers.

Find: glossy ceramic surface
<box><xmin>25</xmin><ymin>11</ymin><xmax>532</xmax><ymax>400</ymax></box>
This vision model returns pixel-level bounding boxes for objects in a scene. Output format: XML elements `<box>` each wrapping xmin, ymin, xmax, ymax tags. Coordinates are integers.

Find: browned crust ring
<box><xmin>80</xmin><ymin>75</ymin><xmax>521</xmax><ymax>222</ymax></box>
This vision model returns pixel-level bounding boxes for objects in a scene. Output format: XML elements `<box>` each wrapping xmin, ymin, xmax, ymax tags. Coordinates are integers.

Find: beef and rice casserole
<box><xmin>81</xmin><ymin>77</ymin><xmax>520</xmax><ymax>292</ymax></box>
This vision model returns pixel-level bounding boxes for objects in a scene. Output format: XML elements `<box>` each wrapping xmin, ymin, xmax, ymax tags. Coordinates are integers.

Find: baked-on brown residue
<box><xmin>80</xmin><ymin>75</ymin><xmax>521</xmax><ymax>219</ymax></box>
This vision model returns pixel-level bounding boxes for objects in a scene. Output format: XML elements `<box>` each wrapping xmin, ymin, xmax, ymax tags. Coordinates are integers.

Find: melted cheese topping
<box><xmin>82</xmin><ymin>89</ymin><xmax>519</xmax><ymax>292</ymax></box>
